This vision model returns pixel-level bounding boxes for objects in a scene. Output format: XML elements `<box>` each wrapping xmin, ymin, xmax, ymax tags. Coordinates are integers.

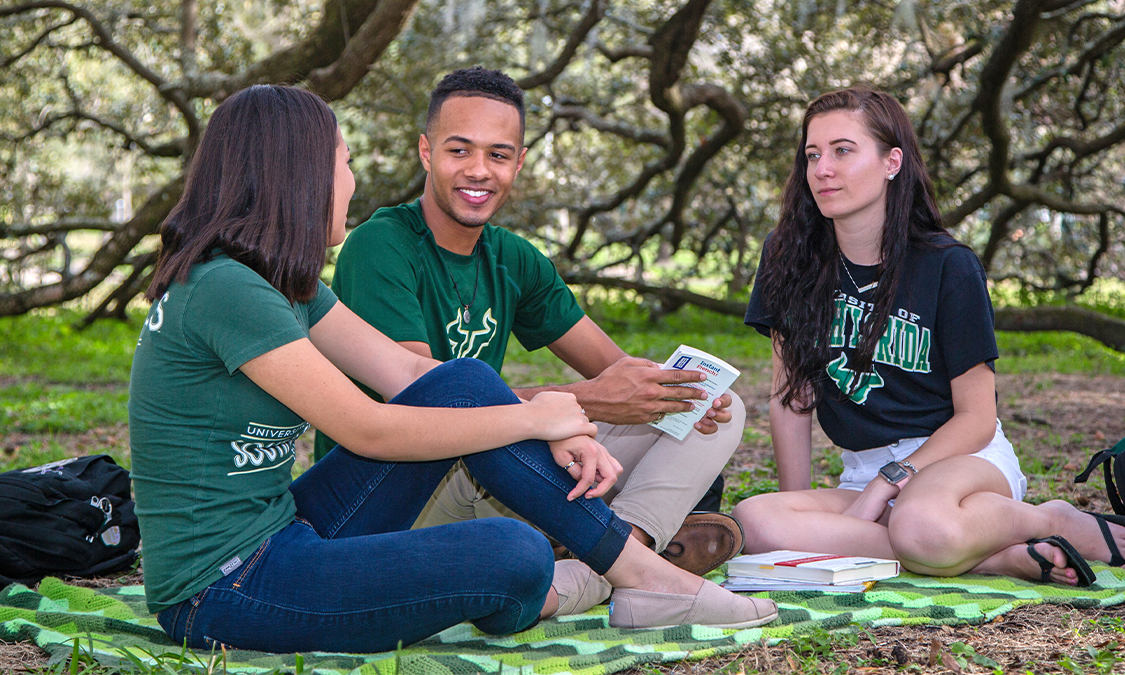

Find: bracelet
<box><xmin>899</xmin><ymin>460</ymin><xmax>918</xmax><ymax>475</ymax></box>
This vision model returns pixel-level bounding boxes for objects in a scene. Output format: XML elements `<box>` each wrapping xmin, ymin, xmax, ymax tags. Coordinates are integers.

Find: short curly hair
<box><xmin>426</xmin><ymin>66</ymin><xmax>525</xmax><ymax>139</ymax></box>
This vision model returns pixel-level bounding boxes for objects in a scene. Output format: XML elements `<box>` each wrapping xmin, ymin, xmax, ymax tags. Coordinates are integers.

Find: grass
<box><xmin>2</xmin><ymin>299</ymin><xmax>1125</xmax><ymax>674</ymax></box>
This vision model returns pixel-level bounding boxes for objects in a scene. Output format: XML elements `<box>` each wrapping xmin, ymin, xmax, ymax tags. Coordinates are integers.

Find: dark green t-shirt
<box><xmin>128</xmin><ymin>255</ymin><xmax>336</xmax><ymax>613</ymax></box>
<box><xmin>314</xmin><ymin>200</ymin><xmax>584</xmax><ymax>459</ymax></box>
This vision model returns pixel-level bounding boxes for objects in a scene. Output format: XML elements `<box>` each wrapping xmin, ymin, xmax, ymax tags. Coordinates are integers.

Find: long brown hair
<box><xmin>759</xmin><ymin>86</ymin><xmax>947</xmax><ymax>412</ymax></box>
<box><xmin>147</xmin><ymin>85</ymin><xmax>337</xmax><ymax>303</ymax></box>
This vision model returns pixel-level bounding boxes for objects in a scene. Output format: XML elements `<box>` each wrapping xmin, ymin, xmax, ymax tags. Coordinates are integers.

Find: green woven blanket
<box><xmin>3</xmin><ymin>567</ymin><xmax>1124</xmax><ymax>675</ymax></box>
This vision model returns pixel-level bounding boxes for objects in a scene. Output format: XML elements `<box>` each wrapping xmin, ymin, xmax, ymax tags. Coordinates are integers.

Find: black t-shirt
<box><xmin>745</xmin><ymin>233</ymin><xmax>998</xmax><ymax>451</ymax></box>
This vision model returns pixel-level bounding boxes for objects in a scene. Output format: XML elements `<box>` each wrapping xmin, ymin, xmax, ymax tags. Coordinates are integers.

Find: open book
<box><xmin>649</xmin><ymin>345</ymin><xmax>740</xmax><ymax>441</ymax></box>
<box><xmin>726</xmin><ymin>550</ymin><xmax>900</xmax><ymax>585</ymax></box>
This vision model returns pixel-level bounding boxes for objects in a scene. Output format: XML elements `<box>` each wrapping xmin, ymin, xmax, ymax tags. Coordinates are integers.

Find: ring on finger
<box><xmin>654</xmin><ymin>412</ymin><xmax>666</xmax><ymax>423</ymax></box>
<box><xmin>564</xmin><ymin>461</ymin><xmax>576</xmax><ymax>470</ymax></box>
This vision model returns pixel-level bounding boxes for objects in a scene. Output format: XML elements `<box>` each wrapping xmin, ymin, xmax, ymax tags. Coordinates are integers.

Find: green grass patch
<box><xmin>995</xmin><ymin>331</ymin><xmax>1125</xmax><ymax>375</ymax></box>
<box><xmin>1</xmin><ymin>436</ymin><xmax>131</xmax><ymax>472</ymax></box>
<box><xmin>1</xmin><ymin>381</ymin><xmax>128</xmax><ymax>433</ymax></box>
<box><xmin>0</xmin><ymin>309</ymin><xmax>142</xmax><ymax>384</ymax></box>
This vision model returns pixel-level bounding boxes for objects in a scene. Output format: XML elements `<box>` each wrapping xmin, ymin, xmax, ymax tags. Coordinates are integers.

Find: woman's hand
<box><xmin>550</xmin><ymin>435</ymin><xmax>623</xmax><ymax>501</ymax></box>
<box><xmin>841</xmin><ymin>477</ymin><xmax>901</xmax><ymax>523</ymax></box>
<box><xmin>525</xmin><ymin>391</ymin><xmax>599</xmax><ymax>441</ymax></box>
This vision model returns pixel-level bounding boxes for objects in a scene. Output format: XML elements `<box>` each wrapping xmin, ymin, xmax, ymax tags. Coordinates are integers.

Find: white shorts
<box><xmin>837</xmin><ymin>419</ymin><xmax>1027</xmax><ymax>502</ymax></box>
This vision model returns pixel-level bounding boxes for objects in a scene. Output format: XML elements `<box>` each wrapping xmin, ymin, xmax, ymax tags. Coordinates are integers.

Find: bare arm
<box><xmin>889</xmin><ymin>362</ymin><xmax>997</xmax><ymax>470</ymax></box>
<box><xmin>238</xmin><ymin>304</ymin><xmax>599</xmax><ymax>463</ymax></box>
<box><xmin>513</xmin><ymin>316</ymin><xmax>732</xmax><ymax>432</ymax></box>
<box><xmin>309</xmin><ymin>303</ymin><xmax>438</xmax><ymax>400</ymax></box>
<box><xmin>841</xmin><ymin>362</ymin><xmax>998</xmax><ymax>521</ymax></box>
<box><xmin>769</xmin><ymin>335</ymin><xmax>814</xmax><ymax>491</ymax></box>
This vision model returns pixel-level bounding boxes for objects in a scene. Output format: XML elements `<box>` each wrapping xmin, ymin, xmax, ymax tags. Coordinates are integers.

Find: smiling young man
<box><xmin>314</xmin><ymin>67</ymin><xmax>746</xmax><ymax>577</ymax></box>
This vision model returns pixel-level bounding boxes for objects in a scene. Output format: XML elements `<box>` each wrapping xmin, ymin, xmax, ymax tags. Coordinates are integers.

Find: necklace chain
<box><xmin>448</xmin><ymin>241</ymin><xmax>482</xmax><ymax>323</ymax></box>
<box><xmin>839</xmin><ymin>252</ymin><xmax>879</xmax><ymax>294</ymax></box>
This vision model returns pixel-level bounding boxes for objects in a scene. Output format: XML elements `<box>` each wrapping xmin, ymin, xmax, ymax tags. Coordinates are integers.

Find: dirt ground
<box><xmin>2</xmin><ymin>372</ymin><xmax>1124</xmax><ymax>673</ymax></box>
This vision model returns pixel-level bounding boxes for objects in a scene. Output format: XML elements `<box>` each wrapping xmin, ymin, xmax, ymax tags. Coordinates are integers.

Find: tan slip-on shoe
<box><xmin>550</xmin><ymin>559</ymin><xmax>612</xmax><ymax>617</ymax></box>
<box><xmin>659</xmin><ymin>512</ymin><xmax>745</xmax><ymax>576</ymax></box>
<box><xmin>607</xmin><ymin>579</ymin><xmax>778</xmax><ymax>630</ymax></box>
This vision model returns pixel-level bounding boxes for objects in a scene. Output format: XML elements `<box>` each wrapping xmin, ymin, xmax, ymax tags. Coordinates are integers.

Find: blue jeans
<box><xmin>156</xmin><ymin>359</ymin><xmax>632</xmax><ymax>654</ymax></box>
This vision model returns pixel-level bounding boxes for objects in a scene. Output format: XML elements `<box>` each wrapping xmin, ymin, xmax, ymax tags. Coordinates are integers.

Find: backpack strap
<box><xmin>1075</xmin><ymin>437</ymin><xmax>1125</xmax><ymax>516</ymax></box>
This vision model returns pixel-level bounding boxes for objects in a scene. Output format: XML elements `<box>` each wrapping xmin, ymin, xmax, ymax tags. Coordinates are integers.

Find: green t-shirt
<box><xmin>128</xmin><ymin>255</ymin><xmax>337</xmax><ymax>613</ymax></box>
<box><xmin>314</xmin><ymin>200</ymin><xmax>584</xmax><ymax>459</ymax></box>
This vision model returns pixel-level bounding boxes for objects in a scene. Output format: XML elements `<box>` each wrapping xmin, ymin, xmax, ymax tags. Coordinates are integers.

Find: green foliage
<box><xmin>725</xmin><ymin>468</ymin><xmax>778</xmax><ymax>504</ymax></box>
<box><xmin>24</xmin><ymin>634</ymin><xmax>301</xmax><ymax>675</ymax></box>
<box><xmin>995</xmin><ymin>331</ymin><xmax>1125</xmax><ymax>376</ymax></box>
<box><xmin>0</xmin><ymin>310</ymin><xmax>141</xmax><ymax>384</ymax></box>
<box><xmin>949</xmin><ymin>641</ymin><xmax>1000</xmax><ymax>670</ymax></box>
<box><xmin>1</xmin><ymin>381</ymin><xmax>128</xmax><ymax>433</ymax></box>
<box><xmin>783</xmin><ymin>627</ymin><xmax>858</xmax><ymax>674</ymax></box>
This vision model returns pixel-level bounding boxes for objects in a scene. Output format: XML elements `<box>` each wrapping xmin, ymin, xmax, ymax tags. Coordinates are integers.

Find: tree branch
<box><xmin>0</xmin><ymin>14</ymin><xmax>77</xmax><ymax>69</ymax></box>
<box><xmin>0</xmin><ymin>175</ymin><xmax>184</xmax><ymax>316</ymax></box>
<box><xmin>666</xmin><ymin>82</ymin><xmax>746</xmax><ymax>247</ymax></box>
<box><xmin>1</xmin><ymin>218</ymin><xmax>119</xmax><ymax>238</ymax></box>
<box><xmin>551</xmin><ymin>103</ymin><xmax>669</xmax><ymax>147</ymax></box>
<box><xmin>516</xmin><ymin>0</ymin><xmax>606</xmax><ymax>89</ymax></box>
<box><xmin>0</xmin><ymin>1</ymin><xmax>200</xmax><ymax>144</ymax></box>
<box><xmin>994</xmin><ymin>305</ymin><xmax>1125</xmax><ymax>352</ymax></box>
<box><xmin>306</xmin><ymin>0</ymin><xmax>418</xmax><ymax>101</ymax></box>
<box><xmin>594</xmin><ymin>42</ymin><xmax>652</xmax><ymax>62</ymax></box>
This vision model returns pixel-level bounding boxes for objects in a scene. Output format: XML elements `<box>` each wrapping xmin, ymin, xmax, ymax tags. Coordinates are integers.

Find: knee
<box><xmin>711</xmin><ymin>391</ymin><xmax>746</xmax><ymax>454</ymax></box>
<box><xmin>428</xmin><ymin>359</ymin><xmax>520</xmax><ymax>407</ymax></box>
<box><xmin>725</xmin><ymin>391</ymin><xmax>747</xmax><ymax>430</ymax></box>
<box><xmin>477</xmin><ymin>519</ymin><xmax>554</xmax><ymax>601</ymax></box>
<box><xmin>731</xmin><ymin>495</ymin><xmax>788</xmax><ymax>553</ymax></box>
<box><xmin>887</xmin><ymin>502</ymin><xmax>964</xmax><ymax>568</ymax></box>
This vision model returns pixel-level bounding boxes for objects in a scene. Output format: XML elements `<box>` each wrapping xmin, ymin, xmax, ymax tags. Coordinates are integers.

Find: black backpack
<box><xmin>1075</xmin><ymin>436</ymin><xmax>1125</xmax><ymax>515</ymax></box>
<box><xmin>0</xmin><ymin>455</ymin><xmax>140</xmax><ymax>588</ymax></box>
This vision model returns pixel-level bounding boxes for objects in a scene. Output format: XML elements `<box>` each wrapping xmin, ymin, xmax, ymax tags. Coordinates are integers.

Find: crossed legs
<box><xmin>733</xmin><ymin>455</ymin><xmax>1125</xmax><ymax>585</ymax></box>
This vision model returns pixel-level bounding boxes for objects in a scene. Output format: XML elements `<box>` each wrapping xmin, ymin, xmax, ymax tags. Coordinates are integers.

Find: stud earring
<box><xmin>888</xmin><ymin>173</ymin><xmax>897</xmax><ymax>180</ymax></box>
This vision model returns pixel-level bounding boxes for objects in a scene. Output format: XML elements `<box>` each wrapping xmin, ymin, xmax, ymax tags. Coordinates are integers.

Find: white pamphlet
<box><xmin>649</xmin><ymin>344</ymin><xmax>740</xmax><ymax>441</ymax></box>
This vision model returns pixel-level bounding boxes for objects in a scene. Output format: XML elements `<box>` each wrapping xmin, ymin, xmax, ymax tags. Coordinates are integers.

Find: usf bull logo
<box><xmin>446</xmin><ymin>307</ymin><xmax>498</xmax><ymax>358</ymax></box>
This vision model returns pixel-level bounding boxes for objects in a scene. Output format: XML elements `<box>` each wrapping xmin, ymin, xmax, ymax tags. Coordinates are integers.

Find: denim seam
<box><xmin>203</xmin><ymin>585</ymin><xmax>528</xmax><ymax>618</ymax></box>
<box><xmin>325</xmin><ymin>463</ymin><xmax>396</xmax><ymax>538</ymax></box>
<box><xmin>232</xmin><ymin>535</ymin><xmax>271</xmax><ymax>589</ymax></box>
<box><xmin>184</xmin><ymin>587</ymin><xmax>207</xmax><ymax>642</ymax></box>
<box><xmin>501</xmin><ymin>442</ymin><xmax>614</xmax><ymax>527</ymax></box>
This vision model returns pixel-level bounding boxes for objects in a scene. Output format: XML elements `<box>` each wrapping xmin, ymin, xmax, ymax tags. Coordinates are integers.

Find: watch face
<box><xmin>879</xmin><ymin>462</ymin><xmax>909</xmax><ymax>484</ymax></box>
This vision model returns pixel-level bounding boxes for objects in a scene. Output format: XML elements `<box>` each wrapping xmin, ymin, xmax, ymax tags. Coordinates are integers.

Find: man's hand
<box><xmin>550</xmin><ymin>435</ymin><xmax>623</xmax><ymax>500</ymax></box>
<box><xmin>579</xmin><ymin>356</ymin><xmax>709</xmax><ymax>426</ymax></box>
<box><xmin>694</xmin><ymin>392</ymin><xmax>733</xmax><ymax>435</ymax></box>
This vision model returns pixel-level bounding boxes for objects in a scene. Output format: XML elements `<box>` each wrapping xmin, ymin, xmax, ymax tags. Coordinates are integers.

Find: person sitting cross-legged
<box><xmin>314</xmin><ymin>67</ymin><xmax>746</xmax><ymax>586</ymax></box>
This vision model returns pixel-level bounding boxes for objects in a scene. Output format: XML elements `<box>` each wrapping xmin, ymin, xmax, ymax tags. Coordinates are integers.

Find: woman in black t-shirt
<box><xmin>732</xmin><ymin>86</ymin><xmax>1123</xmax><ymax>586</ymax></box>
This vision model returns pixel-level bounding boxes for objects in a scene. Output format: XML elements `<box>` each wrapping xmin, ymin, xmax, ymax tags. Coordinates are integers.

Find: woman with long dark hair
<box><xmin>733</xmin><ymin>86</ymin><xmax>1124</xmax><ymax>585</ymax></box>
<box><xmin>128</xmin><ymin>84</ymin><xmax>777</xmax><ymax>655</ymax></box>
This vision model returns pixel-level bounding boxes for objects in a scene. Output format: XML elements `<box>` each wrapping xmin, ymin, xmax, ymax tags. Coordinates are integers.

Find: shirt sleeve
<box><xmin>744</xmin><ymin>240</ymin><xmax>774</xmax><ymax>338</ymax></box>
<box><xmin>184</xmin><ymin>264</ymin><xmax>311</xmax><ymax>375</ymax></box>
<box><xmin>307</xmin><ymin>280</ymin><xmax>338</xmax><ymax>328</ymax></box>
<box><xmin>935</xmin><ymin>247</ymin><xmax>999</xmax><ymax>379</ymax></box>
<box><xmin>332</xmin><ymin>221</ymin><xmax>430</xmax><ymax>344</ymax></box>
<box><xmin>508</xmin><ymin>238</ymin><xmax>586</xmax><ymax>351</ymax></box>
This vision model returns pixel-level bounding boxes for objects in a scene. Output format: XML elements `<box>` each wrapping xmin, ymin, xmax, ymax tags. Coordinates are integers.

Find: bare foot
<box><xmin>1041</xmin><ymin>500</ymin><xmax>1125</xmax><ymax>564</ymax></box>
<box><xmin>971</xmin><ymin>541</ymin><xmax>1078</xmax><ymax>585</ymax></box>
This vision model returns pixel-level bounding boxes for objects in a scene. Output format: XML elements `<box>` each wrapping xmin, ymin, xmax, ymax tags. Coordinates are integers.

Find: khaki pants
<box><xmin>412</xmin><ymin>391</ymin><xmax>745</xmax><ymax>552</ymax></box>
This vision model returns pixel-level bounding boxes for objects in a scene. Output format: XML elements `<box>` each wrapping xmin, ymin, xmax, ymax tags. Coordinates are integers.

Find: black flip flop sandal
<box><xmin>1084</xmin><ymin>511</ymin><xmax>1125</xmax><ymax>567</ymax></box>
<box><xmin>1026</xmin><ymin>535</ymin><xmax>1097</xmax><ymax>587</ymax></box>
